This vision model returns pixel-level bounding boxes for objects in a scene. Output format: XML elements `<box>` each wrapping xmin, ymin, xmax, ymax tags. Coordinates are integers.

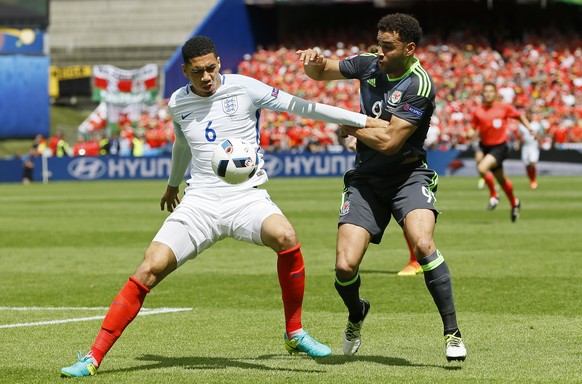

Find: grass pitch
<box><xmin>0</xmin><ymin>176</ymin><xmax>580</xmax><ymax>383</ymax></box>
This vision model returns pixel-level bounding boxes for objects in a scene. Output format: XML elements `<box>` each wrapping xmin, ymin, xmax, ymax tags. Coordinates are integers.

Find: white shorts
<box><xmin>152</xmin><ymin>187</ymin><xmax>283</xmax><ymax>266</ymax></box>
<box><xmin>521</xmin><ymin>143</ymin><xmax>540</xmax><ymax>164</ymax></box>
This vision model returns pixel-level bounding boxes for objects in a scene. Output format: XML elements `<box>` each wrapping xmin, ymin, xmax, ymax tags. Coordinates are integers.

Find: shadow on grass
<box><xmin>107</xmin><ymin>353</ymin><xmax>460</xmax><ymax>375</ymax></box>
<box><xmin>360</xmin><ymin>269</ymin><xmax>404</xmax><ymax>275</ymax></box>
<box><xmin>311</xmin><ymin>354</ymin><xmax>461</xmax><ymax>370</ymax></box>
<box><xmin>108</xmin><ymin>354</ymin><xmax>325</xmax><ymax>374</ymax></box>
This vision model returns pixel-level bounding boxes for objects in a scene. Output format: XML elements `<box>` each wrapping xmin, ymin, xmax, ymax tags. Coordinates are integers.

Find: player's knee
<box><xmin>335</xmin><ymin>257</ymin><xmax>358</xmax><ymax>278</ymax></box>
<box><xmin>477</xmin><ymin>163</ymin><xmax>489</xmax><ymax>175</ymax></box>
<box><xmin>412</xmin><ymin>237</ymin><xmax>436</xmax><ymax>260</ymax></box>
<box><xmin>132</xmin><ymin>265</ymin><xmax>156</xmax><ymax>289</ymax></box>
<box><xmin>262</xmin><ymin>214</ymin><xmax>298</xmax><ymax>252</ymax></box>
<box><xmin>276</xmin><ymin>228</ymin><xmax>298</xmax><ymax>250</ymax></box>
<box><xmin>266</xmin><ymin>226</ymin><xmax>298</xmax><ymax>253</ymax></box>
<box><xmin>335</xmin><ymin>263</ymin><xmax>353</xmax><ymax>278</ymax></box>
<box><xmin>134</xmin><ymin>245</ymin><xmax>176</xmax><ymax>287</ymax></box>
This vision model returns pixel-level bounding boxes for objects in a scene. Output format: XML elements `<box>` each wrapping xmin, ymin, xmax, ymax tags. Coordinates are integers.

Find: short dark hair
<box><xmin>182</xmin><ymin>36</ymin><xmax>216</xmax><ymax>64</ymax></box>
<box><xmin>483</xmin><ymin>81</ymin><xmax>497</xmax><ymax>90</ymax></box>
<box><xmin>377</xmin><ymin>13</ymin><xmax>422</xmax><ymax>45</ymax></box>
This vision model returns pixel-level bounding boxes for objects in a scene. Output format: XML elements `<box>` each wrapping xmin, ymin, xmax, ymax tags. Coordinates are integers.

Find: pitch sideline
<box><xmin>0</xmin><ymin>307</ymin><xmax>192</xmax><ymax>329</ymax></box>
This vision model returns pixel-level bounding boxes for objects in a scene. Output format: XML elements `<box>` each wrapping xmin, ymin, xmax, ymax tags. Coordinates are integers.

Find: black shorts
<box><xmin>23</xmin><ymin>167</ymin><xmax>33</xmax><ymax>181</ymax></box>
<box><xmin>480</xmin><ymin>142</ymin><xmax>509</xmax><ymax>170</ymax></box>
<box><xmin>338</xmin><ymin>165</ymin><xmax>440</xmax><ymax>244</ymax></box>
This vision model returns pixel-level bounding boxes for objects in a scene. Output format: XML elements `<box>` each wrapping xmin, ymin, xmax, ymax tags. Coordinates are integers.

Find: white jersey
<box><xmin>519</xmin><ymin>122</ymin><xmax>541</xmax><ymax>164</ymax></box>
<box><xmin>519</xmin><ymin>122</ymin><xmax>543</xmax><ymax>146</ymax></box>
<box><xmin>167</xmin><ymin>73</ymin><xmax>367</xmax><ymax>190</ymax></box>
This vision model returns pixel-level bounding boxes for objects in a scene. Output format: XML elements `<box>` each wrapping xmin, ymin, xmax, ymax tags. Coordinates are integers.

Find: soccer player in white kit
<box><xmin>60</xmin><ymin>36</ymin><xmax>391</xmax><ymax>377</ymax></box>
<box><xmin>518</xmin><ymin>120</ymin><xmax>542</xmax><ymax>190</ymax></box>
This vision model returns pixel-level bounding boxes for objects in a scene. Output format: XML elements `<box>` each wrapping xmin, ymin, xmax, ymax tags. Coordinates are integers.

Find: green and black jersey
<box><xmin>339</xmin><ymin>53</ymin><xmax>436</xmax><ymax>175</ymax></box>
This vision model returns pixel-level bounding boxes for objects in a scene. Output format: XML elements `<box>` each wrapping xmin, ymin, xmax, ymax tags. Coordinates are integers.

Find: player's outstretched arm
<box><xmin>296</xmin><ymin>48</ymin><xmax>344</xmax><ymax>81</ymax></box>
<box><xmin>163</xmin><ymin>121</ymin><xmax>190</xmax><ymax>212</ymax></box>
<box><xmin>518</xmin><ymin>114</ymin><xmax>537</xmax><ymax>138</ymax></box>
<box><xmin>341</xmin><ymin>116</ymin><xmax>416</xmax><ymax>156</ymax></box>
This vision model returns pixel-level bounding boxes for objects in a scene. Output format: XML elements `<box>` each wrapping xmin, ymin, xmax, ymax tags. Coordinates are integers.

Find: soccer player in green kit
<box><xmin>297</xmin><ymin>13</ymin><xmax>466</xmax><ymax>361</ymax></box>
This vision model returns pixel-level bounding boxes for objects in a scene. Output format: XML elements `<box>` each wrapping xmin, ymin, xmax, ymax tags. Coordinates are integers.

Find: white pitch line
<box><xmin>0</xmin><ymin>307</ymin><xmax>192</xmax><ymax>329</ymax></box>
<box><xmin>0</xmin><ymin>307</ymin><xmax>179</xmax><ymax>311</ymax></box>
<box><xmin>0</xmin><ymin>307</ymin><xmax>111</xmax><ymax>311</ymax></box>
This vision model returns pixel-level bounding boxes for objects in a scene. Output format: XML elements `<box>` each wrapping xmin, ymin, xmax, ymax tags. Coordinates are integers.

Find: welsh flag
<box><xmin>92</xmin><ymin>64</ymin><xmax>158</xmax><ymax>104</ymax></box>
<box><xmin>78</xmin><ymin>102</ymin><xmax>108</xmax><ymax>133</ymax></box>
<box><xmin>87</xmin><ymin>64</ymin><xmax>158</xmax><ymax>132</ymax></box>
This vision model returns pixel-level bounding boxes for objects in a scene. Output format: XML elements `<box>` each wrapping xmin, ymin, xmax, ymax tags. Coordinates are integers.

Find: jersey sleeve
<box><xmin>339</xmin><ymin>54</ymin><xmax>376</xmax><ymax>80</ymax></box>
<box><xmin>471</xmin><ymin>110</ymin><xmax>478</xmax><ymax>127</ymax></box>
<box><xmin>167</xmin><ymin>121</ymin><xmax>191</xmax><ymax>187</ymax></box>
<box><xmin>505</xmin><ymin>103</ymin><xmax>522</xmax><ymax>119</ymax></box>
<box><xmin>392</xmin><ymin>93</ymin><xmax>433</xmax><ymax>127</ymax></box>
<box><xmin>238</xmin><ymin>75</ymin><xmax>368</xmax><ymax>127</ymax></box>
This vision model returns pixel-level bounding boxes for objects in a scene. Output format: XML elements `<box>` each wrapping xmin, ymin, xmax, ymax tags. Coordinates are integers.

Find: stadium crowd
<box><xmin>34</xmin><ymin>102</ymin><xmax>175</xmax><ymax>158</ymax></box>
<box><xmin>239</xmin><ymin>27</ymin><xmax>582</xmax><ymax>153</ymax></box>
<box><xmin>37</xmin><ymin>28</ymin><xmax>581</xmax><ymax>158</ymax></box>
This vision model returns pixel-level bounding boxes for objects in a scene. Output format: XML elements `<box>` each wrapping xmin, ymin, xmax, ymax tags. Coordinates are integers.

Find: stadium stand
<box><xmin>238</xmin><ymin>33</ymin><xmax>581</xmax><ymax>152</ymax></box>
<box><xmin>46</xmin><ymin>0</ymin><xmax>581</xmax><ymax>153</ymax></box>
<box><xmin>48</xmin><ymin>0</ymin><xmax>218</xmax><ymax>68</ymax></box>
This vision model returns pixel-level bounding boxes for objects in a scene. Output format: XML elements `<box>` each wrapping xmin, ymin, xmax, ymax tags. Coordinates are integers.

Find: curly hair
<box><xmin>182</xmin><ymin>36</ymin><xmax>216</xmax><ymax>64</ymax></box>
<box><xmin>377</xmin><ymin>13</ymin><xmax>422</xmax><ymax>45</ymax></box>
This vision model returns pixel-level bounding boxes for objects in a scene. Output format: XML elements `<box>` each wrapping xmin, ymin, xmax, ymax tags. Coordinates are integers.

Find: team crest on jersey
<box><xmin>222</xmin><ymin>96</ymin><xmax>238</xmax><ymax>115</ymax></box>
<box><xmin>389</xmin><ymin>90</ymin><xmax>402</xmax><ymax>105</ymax></box>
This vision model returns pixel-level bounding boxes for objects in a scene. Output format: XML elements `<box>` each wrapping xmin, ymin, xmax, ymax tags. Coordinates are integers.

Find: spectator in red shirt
<box><xmin>73</xmin><ymin>135</ymin><xmax>88</xmax><ymax>156</ymax></box>
<box><xmin>568</xmin><ymin>120</ymin><xmax>582</xmax><ymax>143</ymax></box>
<box><xmin>74</xmin><ymin>134</ymin><xmax>100</xmax><ymax>156</ymax></box>
<box><xmin>551</xmin><ymin>122</ymin><xmax>570</xmax><ymax>145</ymax></box>
<box><xmin>49</xmin><ymin>128</ymin><xmax>65</xmax><ymax>156</ymax></box>
<box><xmin>469</xmin><ymin>82</ymin><xmax>534</xmax><ymax>222</ymax></box>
